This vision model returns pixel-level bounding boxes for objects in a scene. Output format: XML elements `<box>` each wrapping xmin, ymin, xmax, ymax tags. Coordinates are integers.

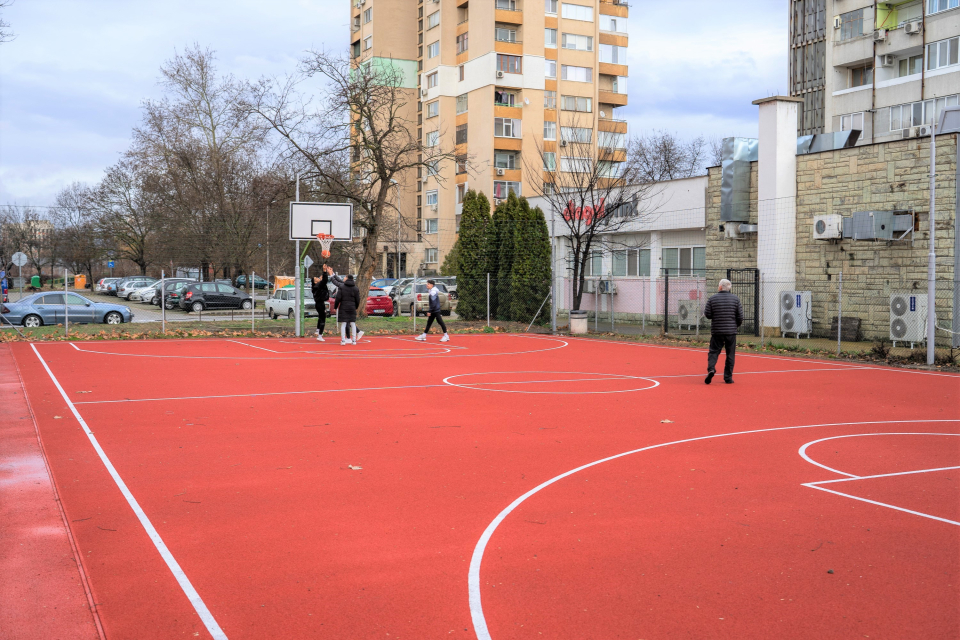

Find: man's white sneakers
<box><xmin>340</xmin><ymin>339</ymin><xmax>348</xmax><ymax>346</ymax></box>
<box><xmin>356</xmin><ymin>330</ymin><xmax>365</xmax><ymax>342</ymax></box>
<box><xmin>317</xmin><ymin>334</ymin><xmax>325</xmax><ymax>342</ymax></box>
<box><xmin>415</xmin><ymin>333</ymin><xmax>427</xmax><ymax>341</ymax></box>
<box><xmin>440</xmin><ymin>333</ymin><xmax>450</xmax><ymax>342</ymax></box>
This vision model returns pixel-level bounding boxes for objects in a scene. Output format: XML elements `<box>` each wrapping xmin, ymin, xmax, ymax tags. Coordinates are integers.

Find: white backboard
<box><xmin>289</xmin><ymin>202</ymin><xmax>353</xmax><ymax>241</ymax></box>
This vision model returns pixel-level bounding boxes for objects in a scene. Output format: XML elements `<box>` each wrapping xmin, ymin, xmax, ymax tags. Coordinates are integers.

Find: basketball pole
<box><xmin>295</xmin><ymin>174</ymin><xmax>301</xmax><ymax>337</ymax></box>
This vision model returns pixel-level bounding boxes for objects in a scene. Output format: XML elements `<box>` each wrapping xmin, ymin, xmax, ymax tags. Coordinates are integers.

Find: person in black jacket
<box><xmin>702</xmin><ymin>279</ymin><xmax>744</xmax><ymax>384</ymax></box>
<box><xmin>311</xmin><ymin>265</ymin><xmax>330</xmax><ymax>342</ymax></box>
<box><xmin>415</xmin><ymin>280</ymin><xmax>449</xmax><ymax>342</ymax></box>
<box><xmin>333</xmin><ymin>273</ymin><xmax>364</xmax><ymax>345</ymax></box>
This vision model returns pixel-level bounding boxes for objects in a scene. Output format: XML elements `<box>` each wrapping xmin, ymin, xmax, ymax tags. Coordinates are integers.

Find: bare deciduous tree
<box><xmin>0</xmin><ymin>205</ymin><xmax>51</xmax><ymax>281</ymax></box>
<box><xmin>52</xmin><ymin>182</ymin><xmax>102</xmax><ymax>285</ymax></box>
<box><xmin>525</xmin><ymin>116</ymin><xmax>656</xmax><ymax>311</ymax></box>
<box><xmin>244</xmin><ymin>50</ymin><xmax>458</xmax><ymax>310</ymax></box>
<box><xmin>91</xmin><ymin>159</ymin><xmax>160</xmax><ymax>275</ymax></box>
<box><xmin>0</xmin><ymin>0</ymin><xmax>15</xmax><ymax>44</ymax></box>
<box><xmin>628</xmin><ymin>130</ymin><xmax>711</xmax><ymax>182</ymax></box>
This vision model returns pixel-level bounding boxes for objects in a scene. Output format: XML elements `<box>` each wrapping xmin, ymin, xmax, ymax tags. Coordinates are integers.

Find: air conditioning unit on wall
<box><xmin>889</xmin><ymin>292</ymin><xmax>927</xmax><ymax>347</ymax></box>
<box><xmin>780</xmin><ymin>291</ymin><xmax>812</xmax><ymax>338</ymax></box>
<box><xmin>874</xmin><ymin>29</ymin><xmax>887</xmax><ymax>42</ymax></box>
<box><xmin>813</xmin><ymin>214</ymin><xmax>843</xmax><ymax>240</ymax></box>
<box><xmin>677</xmin><ymin>299</ymin><xmax>701</xmax><ymax>329</ymax></box>
<box><xmin>496</xmin><ymin>70</ymin><xmax>504</xmax><ymax>78</ymax></box>
<box><xmin>599</xmin><ymin>280</ymin><xmax>617</xmax><ymax>294</ymax></box>
<box><xmin>878</xmin><ymin>54</ymin><xmax>895</xmax><ymax>67</ymax></box>
<box><xmin>905</xmin><ymin>21</ymin><xmax>922</xmax><ymax>35</ymax></box>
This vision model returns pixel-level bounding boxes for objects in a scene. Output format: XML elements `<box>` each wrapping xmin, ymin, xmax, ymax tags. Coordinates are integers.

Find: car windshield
<box><xmin>368</xmin><ymin>288</ymin><xmax>386</xmax><ymax>297</ymax></box>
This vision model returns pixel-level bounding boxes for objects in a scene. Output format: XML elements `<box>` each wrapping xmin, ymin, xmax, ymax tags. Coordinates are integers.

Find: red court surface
<box><xmin>6</xmin><ymin>334</ymin><xmax>960</xmax><ymax>639</ymax></box>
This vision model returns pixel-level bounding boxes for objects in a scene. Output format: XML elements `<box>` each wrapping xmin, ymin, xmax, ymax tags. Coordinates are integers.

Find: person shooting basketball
<box><xmin>311</xmin><ymin>264</ymin><xmax>330</xmax><ymax>342</ymax></box>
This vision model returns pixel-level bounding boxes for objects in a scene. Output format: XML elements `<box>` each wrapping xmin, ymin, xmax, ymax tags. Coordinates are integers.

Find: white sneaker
<box><xmin>340</xmin><ymin>340</ymin><xmax>348</xmax><ymax>346</ymax></box>
<box><xmin>415</xmin><ymin>333</ymin><xmax>427</xmax><ymax>341</ymax></box>
<box><xmin>356</xmin><ymin>330</ymin><xmax>364</xmax><ymax>342</ymax></box>
<box><xmin>317</xmin><ymin>335</ymin><xmax>325</xmax><ymax>342</ymax></box>
<box><xmin>314</xmin><ymin>329</ymin><xmax>319</xmax><ymax>336</ymax></box>
<box><xmin>440</xmin><ymin>333</ymin><xmax>449</xmax><ymax>342</ymax></box>
<box><xmin>352</xmin><ymin>339</ymin><xmax>357</xmax><ymax>345</ymax></box>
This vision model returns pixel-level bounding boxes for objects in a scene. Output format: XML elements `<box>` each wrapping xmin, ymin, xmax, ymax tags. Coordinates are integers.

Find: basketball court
<box><xmin>6</xmin><ymin>333</ymin><xmax>959</xmax><ymax>639</ymax></box>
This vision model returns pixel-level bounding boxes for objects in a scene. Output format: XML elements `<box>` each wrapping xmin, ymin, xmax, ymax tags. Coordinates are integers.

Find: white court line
<box><xmin>801</xmin><ymin>483</ymin><xmax>960</xmax><ymax>527</ymax></box>
<box><xmin>30</xmin><ymin>344</ymin><xmax>228</xmax><ymax>640</ymax></box>
<box><xmin>467</xmin><ymin>418</ymin><xmax>960</xmax><ymax>640</ymax></box>
<box><xmin>227</xmin><ymin>339</ymin><xmax>279</xmax><ymax>353</ymax></box>
<box><xmin>798</xmin><ymin>432</ymin><xmax>960</xmax><ymax>477</ymax></box>
<box><xmin>445</xmin><ymin>371</ymin><xmax>659</xmax><ymax>395</ymax></box>
<box><xmin>75</xmin><ymin>384</ymin><xmax>448</xmax><ymax>405</ymax></box>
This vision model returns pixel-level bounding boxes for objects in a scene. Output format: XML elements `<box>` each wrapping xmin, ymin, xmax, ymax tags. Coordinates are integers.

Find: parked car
<box><xmin>434</xmin><ymin>276</ymin><xmax>458</xmax><ymax>300</ymax></box>
<box><xmin>387</xmin><ymin>277</ymin><xmax>414</xmax><ymax>309</ymax></box>
<box><xmin>371</xmin><ymin>278</ymin><xmax>399</xmax><ymax>291</ymax></box>
<box><xmin>178</xmin><ymin>282</ymin><xmax>253</xmax><ymax>312</ymax></box>
<box><xmin>128</xmin><ymin>283</ymin><xmax>158</xmax><ymax>303</ymax></box>
<box><xmin>264</xmin><ymin>286</ymin><xmax>319</xmax><ymax>320</ymax></box>
<box><xmin>117</xmin><ymin>277</ymin><xmax>158</xmax><ymax>300</ymax></box>
<box><xmin>1</xmin><ymin>292</ymin><xmax>134</xmax><ymax>327</ymax></box>
<box><xmin>365</xmin><ymin>287</ymin><xmax>394</xmax><ymax>316</ymax></box>
<box><xmin>214</xmin><ymin>278</ymin><xmax>233</xmax><ymax>286</ymax></box>
<box><xmin>395</xmin><ymin>282</ymin><xmax>451</xmax><ymax>317</ymax></box>
<box><xmin>156</xmin><ymin>279</ymin><xmax>197</xmax><ymax>309</ymax></box>
<box><xmin>96</xmin><ymin>277</ymin><xmax>120</xmax><ymax>293</ymax></box>
<box><xmin>235</xmin><ymin>274</ymin><xmax>270</xmax><ymax>290</ymax></box>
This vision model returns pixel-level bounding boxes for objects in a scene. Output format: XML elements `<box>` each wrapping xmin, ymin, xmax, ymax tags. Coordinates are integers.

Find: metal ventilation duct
<box><xmin>720</xmin><ymin>137</ymin><xmax>758</xmax><ymax>223</ymax></box>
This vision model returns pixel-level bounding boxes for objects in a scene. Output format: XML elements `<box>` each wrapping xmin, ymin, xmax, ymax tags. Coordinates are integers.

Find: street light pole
<box><xmin>926</xmin><ymin>122</ymin><xmax>937</xmax><ymax>365</ymax></box>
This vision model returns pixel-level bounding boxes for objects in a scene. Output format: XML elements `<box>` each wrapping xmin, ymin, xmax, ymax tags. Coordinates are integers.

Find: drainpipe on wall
<box><xmin>871</xmin><ymin>0</ymin><xmax>877</xmax><ymax>143</ymax></box>
<box><xmin>920</xmin><ymin>3</ymin><xmax>927</xmax><ymax>102</ymax></box>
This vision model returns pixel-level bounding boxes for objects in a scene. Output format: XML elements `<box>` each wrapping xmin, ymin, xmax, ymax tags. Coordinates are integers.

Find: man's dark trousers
<box><xmin>707</xmin><ymin>334</ymin><xmax>737</xmax><ymax>382</ymax></box>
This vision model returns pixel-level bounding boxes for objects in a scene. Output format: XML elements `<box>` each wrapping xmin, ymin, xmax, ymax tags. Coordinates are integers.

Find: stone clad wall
<box><xmin>705</xmin><ymin>134</ymin><xmax>958</xmax><ymax>343</ymax></box>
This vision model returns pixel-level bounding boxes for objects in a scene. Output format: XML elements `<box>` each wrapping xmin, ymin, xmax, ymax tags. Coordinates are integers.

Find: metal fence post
<box><xmin>759</xmin><ymin>274</ymin><xmax>764</xmax><ymax>349</ymax></box>
<box><xmin>595</xmin><ymin>280</ymin><xmax>599</xmax><ymax>331</ymax></box>
<box><xmin>63</xmin><ymin>268</ymin><xmax>68</xmax><ymax>337</ymax></box>
<box><xmin>662</xmin><ymin>271</ymin><xmax>669</xmax><ymax>335</ymax></box>
<box><xmin>161</xmin><ymin>270</ymin><xmax>166</xmax><ymax>334</ymax></box>
<box><xmin>251</xmin><ymin>270</ymin><xmax>256</xmax><ymax>332</ymax></box>
<box><xmin>486</xmin><ymin>272</ymin><xmax>490</xmax><ymax>327</ymax></box>
<box><xmin>837</xmin><ymin>270</ymin><xmax>843</xmax><ymax>356</ymax></box>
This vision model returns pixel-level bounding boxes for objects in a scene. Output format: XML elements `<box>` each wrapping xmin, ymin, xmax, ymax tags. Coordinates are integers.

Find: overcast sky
<box><xmin>0</xmin><ymin>0</ymin><xmax>787</xmax><ymax>207</ymax></box>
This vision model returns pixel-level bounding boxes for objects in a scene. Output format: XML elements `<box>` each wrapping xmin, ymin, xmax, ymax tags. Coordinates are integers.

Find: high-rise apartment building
<box><xmin>351</xmin><ymin>0</ymin><xmax>630</xmax><ymax>275</ymax></box>
<box><xmin>789</xmin><ymin>0</ymin><xmax>959</xmax><ymax>144</ymax></box>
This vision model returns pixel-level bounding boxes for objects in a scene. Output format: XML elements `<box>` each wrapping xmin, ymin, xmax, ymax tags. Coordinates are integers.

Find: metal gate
<box><xmin>727</xmin><ymin>268</ymin><xmax>759</xmax><ymax>336</ymax></box>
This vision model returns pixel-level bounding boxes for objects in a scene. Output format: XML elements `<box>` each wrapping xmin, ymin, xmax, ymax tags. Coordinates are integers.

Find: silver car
<box><xmin>129</xmin><ymin>283</ymin><xmax>159</xmax><ymax>303</ymax></box>
<box><xmin>265</xmin><ymin>287</ymin><xmax>320</xmax><ymax>320</ymax></box>
<box><xmin>117</xmin><ymin>277</ymin><xmax>157</xmax><ymax>300</ymax></box>
<box><xmin>395</xmin><ymin>282</ymin><xmax>450</xmax><ymax>317</ymax></box>
<box><xmin>1</xmin><ymin>292</ymin><xmax>134</xmax><ymax>327</ymax></box>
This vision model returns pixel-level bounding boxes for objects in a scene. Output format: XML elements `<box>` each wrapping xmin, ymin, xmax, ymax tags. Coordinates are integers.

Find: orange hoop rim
<box><xmin>316</xmin><ymin>233</ymin><xmax>335</xmax><ymax>258</ymax></box>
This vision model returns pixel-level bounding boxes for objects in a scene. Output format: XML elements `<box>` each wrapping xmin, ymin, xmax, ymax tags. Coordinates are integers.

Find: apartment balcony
<box><xmin>495</xmin><ymin>40</ymin><xmax>523</xmax><ymax>55</ymax></box>
<box><xmin>598</xmin><ymin>148</ymin><xmax>627</xmax><ymax>162</ymax></box>
<box><xmin>599</xmin><ymin>90</ymin><xmax>628</xmax><ymax>107</ymax></box>
<box><xmin>495</xmin><ymin>9</ymin><xmax>523</xmax><ymax>25</ymax></box>
<box><xmin>875</xmin><ymin>23</ymin><xmax>926</xmax><ymax>60</ymax></box>
<box><xmin>598</xmin><ymin>117</ymin><xmax>628</xmax><ymax>134</ymax></box>
<box><xmin>599</xmin><ymin>0</ymin><xmax>629</xmax><ymax>17</ymax></box>
<box><xmin>832</xmin><ymin>33</ymin><xmax>874</xmax><ymax>67</ymax></box>
<box><xmin>599</xmin><ymin>62</ymin><xmax>628</xmax><ymax>77</ymax></box>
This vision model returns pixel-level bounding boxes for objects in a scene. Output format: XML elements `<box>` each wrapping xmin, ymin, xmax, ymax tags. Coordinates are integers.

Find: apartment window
<box><xmin>899</xmin><ymin>54</ymin><xmax>923</xmax><ymax>77</ymax></box>
<box><xmin>560</xmin><ymin>156</ymin><xmax>591</xmax><ymax>172</ymax></box>
<box><xmin>583</xmin><ymin>251</ymin><xmax>602</xmax><ymax>276</ymax></box>
<box><xmin>456</xmin><ymin>183</ymin><xmax>467</xmax><ymax>203</ymax></box>
<box><xmin>425</xmin><ymin>191</ymin><xmax>439</xmax><ymax>209</ymax></box>
<box><xmin>425</xmin><ymin>219</ymin><xmax>439</xmax><ymax>234</ymax></box>
<box><xmin>428</xmin><ymin>41</ymin><xmax>439</xmax><ymax>58</ymax></box>
<box><xmin>928</xmin><ymin>0</ymin><xmax>960</xmax><ymax>14</ymax></box>
<box><xmin>494</xmin><ymin>117</ymin><xmax>521</xmax><ymax>138</ymax></box>
<box><xmin>839</xmin><ymin>9</ymin><xmax>864</xmax><ymax>41</ymax></box>
<box><xmin>545</xmin><ymin>28</ymin><xmax>557</xmax><ymax>48</ymax></box>
<box><xmin>545</xmin><ymin>0</ymin><xmax>558</xmax><ymax>14</ymax></box>
<box><xmin>560</xmin><ymin>126</ymin><xmax>592</xmax><ymax>143</ymax></box>
<box><xmin>611</xmin><ymin>250</ymin><xmax>627</xmax><ymax>277</ymax></box>
<box><xmin>459</xmin><ymin>65</ymin><xmax>464</xmax><ymax>81</ymax></box>
<box><xmin>493</xmin><ymin>181</ymin><xmax>521</xmax><ymax>198</ymax></box>
<box><xmin>427</xmin><ymin>101</ymin><xmax>439</xmax><ymax>118</ymax></box>
<box><xmin>662</xmin><ymin>247</ymin><xmax>706</xmax><ymax>276</ymax></box>
<box><xmin>543</xmin><ymin>152</ymin><xmax>556</xmax><ymax>172</ymax></box>
<box><xmin>497</xmin><ymin>54</ymin><xmax>522</xmax><ymax>74</ymax></box>
<box><xmin>560</xmin><ymin>95</ymin><xmax>592</xmax><ymax>112</ymax></box>
<box><xmin>352</xmin><ymin>42</ymin><xmax>361</xmax><ymax>58</ymax></box>
<box><xmin>544</xmin><ymin>90</ymin><xmax>556</xmax><ymax>109</ymax></box>
<box><xmin>456</xmin><ymin>123</ymin><xmax>468</xmax><ymax>145</ymax></box>
<box><xmin>839</xmin><ymin>112</ymin><xmax>863</xmax><ymax>131</ymax></box>
<box><xmin>496</xmin><ymin>0</ymin><xmax>517</xmax><ymax>9</ymax></box>
<box><xmin>612</xmin><ymin>76</ymin><xmax>628</xmax><ymax>94</ymax></box>
<box><xmin>850</xmin><ymin>64</ymin><xmax>873</xmax><ymax>88</ymax></box>
<box><xmin>426</xmin><ymin>130</ymin><xmax>439</xmax><ymax>147</ymax></box>
<box><xmin>494</xmin><ymin>151</ymin><xmax>517</xmax><ymax>169</ymax></box>
<box><xmin>545</xmin><ymin>60</ymin><xmax>557</xmax><ymax>78</ymax></box>
<box><xmin>599</xmin><ymin>44</ymin><xmax>627</xmax><ymax>64</ymax></box>
<box><xmin>599</xmin><ymin>15</ymin><xmax>627</xmax><ymax>33</ymax></box>
<box><xmin>495</xmin><ymin>27</ymin><xmax>517</xmax><ymax>42</ymax></box>
<box><xmin>427</xmin><ymin>11</ymin><xmax>440</xmax><ymax>29</ymax></box>
<box><xmin>456</xmin><ymin>155</ymin><xmax>468</xmax><ymax>174</ymax></box>
<box><xmin>425</xmin><ymin>248</ymin><xmax>438</xmax><ymax>263</ymax></box>
<box><xmin>561</xmin><ymin>3</ymin><xmax>594</xmax><ymax>21</ymax></box>
<box><xmin>598</xmin><ymin>161</ymin><xmax>623</xmax><ymax>178</ymax></box>
<box><xmin>456</xmin><ymin>93</ymin><xmax>468</xmax><ymax>114</ymax></box>
<box><xmin>427</xmin><ymin>160</ymin><xmax>439</xmax><ymax>176</ymax></box>
<box><xmin>562</xmin><ymin>33</ymin><xmax>593</xmax><ymax>51</ymax></box>
<box><xmin>363</xmin><ymin>36</ymin><xmax>373</xmax><ymax>50</ymax></box>
<box><xmin>363</xmin><ymin>7</ymin><xmax>372</xmax><ymax>23</ymax></box>
<box><xmin>927</xmin><ymin>37</ymin><xmax>959</xmax><ymax>71</ymax></box>
<box><xmin>494</xmin><ymin>89</ymin><xmax>517</xmax><ymax>106</ymax></box>
<box><xmin>427</xmin><ymin>72</ymin><xmax>438</xmax><ymax>88</ymax></box>
<box><xmin>891</xmin><ymin>94</ymin><xmax>958</xmax><ymax>129</ymax></box>
<box><xmin>456</xmin><ymin>32</ymin><xmax>468</xmax><ymax>54</ymax></box>
<box><xmin>561</xmin><ymin>65</ymin><xmax>592</xmax><ymax>82</ymax></box>
<box><xmin>598</xmin><ymin>131</ymin><xmax>625</xmax><ymax>149</ymax></box>
<box><xmin>543</xmin><ymin>120</ymin><xmax>557</xmax><ymax>140</ymax></box>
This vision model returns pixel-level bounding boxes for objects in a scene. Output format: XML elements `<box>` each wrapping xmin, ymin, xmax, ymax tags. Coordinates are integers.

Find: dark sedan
<box><xmin>235</xmin><ymin>274</ymin><xmax>270</xmax><ymax>290</ymax></box>
<box><xmin>1</xmin><ymin>292</ymin><xmax>134</xmax><ymax>327</ymax></box>
<box><xmin>178</xmin><ymin>283</ymin><xmax>253</xmax><ymax>312</ymax></box>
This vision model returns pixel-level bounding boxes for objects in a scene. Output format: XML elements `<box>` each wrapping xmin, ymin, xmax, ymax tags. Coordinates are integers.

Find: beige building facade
<box><xmin>790</xmin><ymin>0</ymin><xmax>959</xmax><ymax>143</ymax></box>
<box><xmin>351</xmin><ymin>0</ymin><xmax>630</xmax><ymax>275</ymax></box>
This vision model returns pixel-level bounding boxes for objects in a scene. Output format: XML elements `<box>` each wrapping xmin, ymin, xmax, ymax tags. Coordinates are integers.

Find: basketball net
<box><xmin>316</xmin><ymin>233</ymin><xmax>335</xmax><ymax>258</ymax></box>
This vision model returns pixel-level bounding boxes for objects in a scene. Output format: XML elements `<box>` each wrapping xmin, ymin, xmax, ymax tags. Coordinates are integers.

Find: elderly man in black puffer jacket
<box><xmin>703</xmin><ymin>279</ymin><xmax>744</xmax><ymax>384</ymax></box>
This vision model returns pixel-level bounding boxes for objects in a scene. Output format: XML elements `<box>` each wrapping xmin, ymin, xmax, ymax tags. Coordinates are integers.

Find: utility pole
<box><xmin>926</xmin><ymin>123</ymin><xmax>937</xmax><ymax>365</ymax></box>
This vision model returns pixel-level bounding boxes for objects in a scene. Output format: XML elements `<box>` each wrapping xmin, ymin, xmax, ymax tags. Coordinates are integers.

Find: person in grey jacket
<box><xmin>702</xmin><ymin>279</ymin><xmax>743</xmax><ymax>384</ymax></box>
<box><xmin>415</xmin><ymin>280</ymin><xmax>449</xmax><ymax>342</ymax></box>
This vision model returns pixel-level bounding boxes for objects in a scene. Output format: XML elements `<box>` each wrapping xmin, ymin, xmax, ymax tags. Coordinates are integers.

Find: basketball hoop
<box><xmin>316</xmin><ymin>233</ymin><xmax>335</xmax><ymax>258</ymax></box>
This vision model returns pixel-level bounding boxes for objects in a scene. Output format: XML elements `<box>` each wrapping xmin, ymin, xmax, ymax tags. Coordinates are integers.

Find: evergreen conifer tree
<box><xmin>450</xmin><ymin>190</ymin><xmax>490</xmax><ymax>320</ymax></box>
<box><xmin>509</xmin><ymin>199</ymin><xmax>552</xmax><ymax>324</ymax></box>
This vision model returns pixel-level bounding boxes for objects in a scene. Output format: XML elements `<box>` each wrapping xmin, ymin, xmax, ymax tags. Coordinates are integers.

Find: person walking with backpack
<box><xmin>332</xmin><ymin>273</ymin><xmax>364</xmax><ymax>345</ymax></box>
<box><xmin>702</xmin><ymin>278</ymin><xmax>743</xmax><ymax>384</ymax></box>
<box><xmin>415</xmin><ymin>280</ymin><xmax>449</xmax><ymax>342</ymax></box>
